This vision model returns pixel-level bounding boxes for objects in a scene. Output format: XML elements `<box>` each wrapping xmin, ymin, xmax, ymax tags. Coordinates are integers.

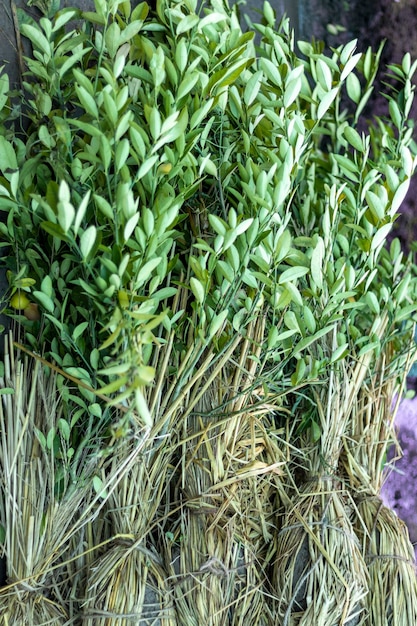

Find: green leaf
<box><xmin>136</xmin><ymin>257</ymin><xmax>162</xmax><ymax>285</ymax></box>
<box><xmin>105</xmin><ymin>21</ymin><xmax>121</xmax><ymax>58</ymax></box>
<box><xmin>244</xmin><ymin>70</ymin><xmax>263</xmax><ymax>106</ymax></box>
<box><xmin>69</xmin><ymin>119</ymin><xmax>104</xmax><ymax>137</ymax></box>
<box><xmin>80</xmin><ymin>225</ymin><xmax>97</xmax><ymax>260</ymax></box>
<box><xmin>175</xmin><ymin>38</ymin><xmax>188</xmax><ymax>73</ymax></box>
<box><xmin>190</xmin><ymin>277</ymin><xmax>205</xmax><ymax>304</ymax></box>
<box><xmin>73</xmin><ymin>321</ymin><xmax>89</xmax><ymax>340</ymax></box>
<box><xmin>260</xmin><ymin>58</ymin><xmax>282</xmax><ymax>87</ymax></box>
<box><xmin>115</xmin><ymin>138</ymin><xmax>130</xmax><ymax>172</ymax></box>
<box><xmin>390</xmin><ymin>179</ymin><xmax>410</xmax><ymax>216</ymax></box>
<box><xmin>340</xmin><ymin>52</ymin><xmax>361</xmax><ymax>81</ymax></box>
<box><xmin>58</xmin><ymin>418</ymin><xmax>71</xmax><ymax>442</ymax></box>
<box><xmin>284</xmin><ymin>76</ymin><xmax>302</xmax><ymax>108</ymax></box>
<box><xmin>177</xmin><ymin>72</ymin><xmax>200</xmax><ymax>101</ymax></box>
<box><xmin>75</xmin><ymin>84</ymin><xmax>99</xmax><ymax>118</ymax></box>
<box><xmin>346</xmin><ymin>72</ymin><xmax>361</xmax><ymax>103</ymax></box>
<box><xmin>40</xmin><ymin>221</ymin><xmax>71</xmax><ymax>243</ymax></box>
<box><xmin>137</xmin><ymin>155</ymin><xmax>159</xmax><ymax>180</ymax></box>
<box><xmin>364</xmin><ymin>291</ymin><xmax>380</xmax><ymax>314</ymax></box>
<box><xmin>74</xmin><ymin>190</ymin><xmax>91</xmax><ymax>236</ymax></box>
<box><xmin>389</xmin><ymin>99</ymin><xmax>402</xmax><ymax>129</ymax></box>
<box><xmin>0</xmin><ymin>137</ymin><xmax>17</xmax><ymax>171</ymax></box>
<box><xmin>41</xmin><ymin>275</ymin><xmax>53</xmax><ymax>298</ymax></box>
<box><xmin>190</xmin><ymin>98</ymin><xmax>214</xmax><ymax>129</ymax></box>
<box><xmin>330</xmin><ymin>343</ymin><xmax>349</xmax><ymax>364</ymax></box>
<box><xmin>310</xmin><ymin>421</ymin><xmax>321</xmax><ymax>442</ymax></box>
<box><xmin>94</xmin><ymin>195</ymin><xmax>114</xmax><ymax>220</ymax></box>
<box><xmin>124</xmin><ymin>213</ymin><xmax>139</xmax><ymax>241</ymax></box>
<box><xmin>33</xmin><ymin>290</ymin><xmax>54</xmax><ymax>313</ymax></box>
<box><xmin>316</xmin><ymin>59</ymin><xmax>332</xmax><ymax>91</ymax></box>
<box><xmin>365</xmin><ymin>190</ymin><xmax>385</xmax><ymax>222</ymax></box>
<box><xmin>57</xmin><ymin>196</ymin><xmax>75</xmax><ymax>234</ymax></box>
<box><xmin>279</xmin><ymin>266</ymin><xmax>309</xmax><ymax>284</ymax></box>
<box><xmin>317</xmin><ymin>87</ymin><xmax>339</xmax><ymax>119</ymax></box>
<box><xmin>119</xmin><ymin>19</ymin><xmax>145</xmax><ymax>45</ymax></box>
<box><xmin>208</xmin><ymin>310</ymin><xmax>228</xmax><ymax>338</ymax></box>
<box><xmin>310</xmin><ymin>237</ymin><xmax>324</xmax><ymax>290</ymax></box>
<box><xmin>21</xmin><ymin>23</ymin><xmax>51</xmax><ymax>59</ymax></box>
<box><xmin>198</xmin><ymin>12</ymin><xmax>227</xmax><ymax>31</ymax></box>
<box><xmin>34</xmin><ymin>427</ymin><xmax>46</xmax><ymax>449</ymax></box>
<box><xmin>93</xmin><ymin>475</ymin><xmax>108</xmax><ymax>499</ymax></box>
<box><xmin>292</xmin><ymin>324</ymin><xmax>335</xmax><ymax>355</ymax></box>
<box><xmin>344</xmin><ymin>126</ymin><xmax>363</xmax><ymax>152</ymax></box>
<box><xmin>176</xmin><ymin>14</ymin><xmax>199</xmax><ymax>35</ymax></box>
<box><xmin>135</xmin><ymin>388</ymin><xmax>153</xmax><ymax>427</ymax></box>
<box><xmin>371</xmin><ymin>223</ymin><xmax>392</xmax><ymax>251</ymax></box>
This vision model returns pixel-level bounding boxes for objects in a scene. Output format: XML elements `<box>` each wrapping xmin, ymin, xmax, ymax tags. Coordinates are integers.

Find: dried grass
<box><xmin>342</xmin><ymin>329</ymin><xmax>417</xmax><ymax>625</ymax></box>
<box><xmin>274</xmin><ymin>477</ymin><xmax>368</xmax><ymax>626</ymax></box>
<box><xmin>271</xmin><ymin>329</ymin><xmax>383</xmax><ymax>625</ymax></box>
<box><xmin>357</xmin><ymin>497</ymin><xmax>417</xmax><ymax>626</ymax></box>
<box><xmin>0</xmin><ymin>335</ymin><xmax>98</xmax><ymax>624</ymax></box>
<box><xmin>81</xmin><ymin>429</ymin><xmax>177</xmax><ymax>625</ymax></box>
<box><xmin>167</xmin><ymin>317</ymin><xmax>290</xmax><ymax>626</ymax></box>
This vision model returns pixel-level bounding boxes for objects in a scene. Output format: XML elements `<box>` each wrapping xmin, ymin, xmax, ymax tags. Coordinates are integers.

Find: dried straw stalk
<box><xmin>81</xmin><ymin>431</ymin><xmax>177</xmax><ymax>626</ymax></box>
<box><xmin>170</xmin><ymin>317</ymin><xmax>289</xmax><ymax>626</ymax></box>
<box><xmin>342</xmin><ymin>332</ymin><xmax>417</xmax><ymax>626</ymax></box>
<box><xmin>273</xmin><ymin>330</ymin><xmax>381</xmax><ymax>625</ymax></box>
<box><xmin>0</xmin><ymin>336</ymin><xmax>98</xmax><ymax>625</ymax></box>
<box><xmin>358</xmin><ymin>497</ymin><xmax>417</xmax><ymax>626</ymax></box>
<box><xmin>81</xmin><ymin>286</ymin><xmax>242</xmax><ymax>625</ymax></box>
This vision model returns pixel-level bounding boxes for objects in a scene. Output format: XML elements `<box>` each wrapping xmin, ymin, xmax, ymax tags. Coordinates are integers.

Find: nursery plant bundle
<box><xmin>0</xmin><ymin>334</ymin><xmax>106</xmax><ymax>625</ymax></box>
<box><xmin>268</xmin><ymin>21</ymin><xmax>417</xmax><ymax>625</ymax></box>
<box><xmin>342</xmin><ymin>319</ymin><xmax>417</xmax><ymax>625</ymax></box>
<box><xmin>171</xmin><ymin>316</ymin><xmax>292</xmax><ymax>626</ymax></box>
<box><xmin>274</xmin><ymin>342</ymin><xmax>373</xmax><ymax>626</ymax></box>
<box><xmin>1</xmin><ymin>0</ymin><xmax>417</xmax><ymax>625</ymax></box>
<box><xmin>81</xmin><ymin>432</ymin><xmax>176</xmax><ymax>625</ymax></box>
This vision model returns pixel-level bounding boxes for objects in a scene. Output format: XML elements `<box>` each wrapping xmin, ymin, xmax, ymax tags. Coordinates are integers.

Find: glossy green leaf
<box><xmin>317</xmin><ymin>86</ymin><xmax>339</xmax><ymax>119</ymax></box>
<box><xmin>279</xmin><ymin>266</ymin><xmax>309</xmax><ymax>284</ymax></box>
<box><xmin>344</xmin><ymin>126</ymin><xmax>363</xmax><ymax>152</ymax></box>
<box><xmin>80</xmin><ymin>225</ymin><xmax>97</xmax><ymax>260</ymax></box>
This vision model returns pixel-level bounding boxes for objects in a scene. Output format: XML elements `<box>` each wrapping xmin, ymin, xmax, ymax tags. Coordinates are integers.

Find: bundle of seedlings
<box><xmin>169</xmin><ymin>316</ymin><xmax>292</xmax><ymax>626</ymax></box>
<box><xmin>2</xmin><ymin>1</ymin><xmax>417</xmax><ymax>624</ymax></box>
<box><xmin>273</xmin><ymin>325</ymin><xmax>383</xmax><ymax>626</ymax></box>
<box><xmin>81</xmin><ymin>284</ymin><xmax>253</xmax><ymax>625</ymax></box>
<box><xmin>268</xmin><ymin>11</ymin><xmax>417</xmax><ymax>622</ymax></box>
<box><xmin>0</xmin><ymin>334</ymin><xmax>108</xmax><ymax>625</ymax></box>
<box><xmin>341</xmin><ymin>290</ymin><xmax>417</xmax><ymax>625</ymax></box>
<box><xmin>81</xmin><ymin>430</ymin><xmax>176</xmax><ymax>625</ymax></box>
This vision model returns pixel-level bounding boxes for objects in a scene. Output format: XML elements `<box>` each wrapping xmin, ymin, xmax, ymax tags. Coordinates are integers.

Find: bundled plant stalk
<box><xmin>171</xmin><ymin>317</ymin><xmax>289</xmax><ymax>626</ymax></box>
<box><xmin>273</xmin><ymin>327</ymin><xmax>384</xmax><ymax>626</ymax></box>
<box><xmin>81</xmin><ymin>432</ymin><xmax>176</xmax><ymax>625</ymax></box>
<box><xmin>342</xmin><ymin>329</ymin><xmax>417</xmax><ymax>625</ymax></box>
<box><xmin>2</xmin><ymin>0</ymin><xmax>417</xmax><ymax>623</ymax></box>
<box><xmin>81</xmin><ymin>286</ymin><xmax>251</xmax><ymax>625</ymax></box>
<box><xmin>0</xmin><ymin>334</ymin><xmax>101</xmax><ymax>625</ymax></box>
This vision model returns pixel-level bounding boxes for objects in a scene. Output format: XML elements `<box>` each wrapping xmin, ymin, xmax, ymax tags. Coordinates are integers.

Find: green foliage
<box><xmin>1</xmin><ymin>0</ymin><xmax>417</xmax><ymax>432</ymax></box>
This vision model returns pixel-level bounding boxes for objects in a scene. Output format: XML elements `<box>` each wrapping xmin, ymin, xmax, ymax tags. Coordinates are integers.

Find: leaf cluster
<box><xmin>0</xmin><ymin>0</ymin><xmax>416</xmax><ymax>437</ymax></box>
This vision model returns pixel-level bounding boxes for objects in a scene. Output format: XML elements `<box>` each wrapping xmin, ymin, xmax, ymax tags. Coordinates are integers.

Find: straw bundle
<box><xmin>358</xmin><ymin>497</ymin><xmax>417</xmax><ymax>625</ymax></box>
<box><xmin>342</xmin><ymin>332</ymin><xmax>417</xmax><ymax>625</ymax></box>
<box><xmin>0</xmin><ymin>336</ymin><xmax>97</xmax><ymax>625</ymax></box>
<box><xmin>273</xmin><ymin>334</ymin><xmax>379</xmax><ymax>625</ymax></box>
<box><xmin>170</xmin><ymin>318</ymin><xmax>289</xmax><ymax>626</ymax></box>
<box><xmin>81</xmin><ymin>431</ymin><xmax>177</xmax><ymax>625</ymax></box>
<box><xmin>275</xmin><ymin>477</ymin><xmax>367</xmax><ymax>626</ymax></box>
